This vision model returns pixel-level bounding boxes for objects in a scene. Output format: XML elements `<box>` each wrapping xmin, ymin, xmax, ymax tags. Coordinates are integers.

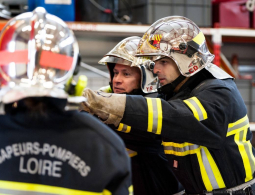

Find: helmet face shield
<box><xmin>136</xmin><ymin>16</ymin><xmax>214</xmax><ymax>77</ymax></box>
<box><xmin>140</xmin><ymin>62</ymin><xmax>158</xmax><ymax>93</ymax></box>
<box><xmin>132</xmin><ymin>57</ymin><xmax>159</xmax><ymax>93</ymax></box>
<box><xmin>0</xmin><ymin>7</ymin><xmax>79</xmax><ymax>103</ymax></box>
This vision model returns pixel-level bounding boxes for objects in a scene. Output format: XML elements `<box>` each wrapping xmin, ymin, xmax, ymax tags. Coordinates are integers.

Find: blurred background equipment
<box><xmin>212</xmin><ymin>0</ymin><xmax>251</xmax><ymax>28</ymax></box>
<box><xmin>76</xmin><ymin>0</ymin><xmax>132</xmax><ymax>23</ymax></box>
<box><xmin>28</xmin><ymin>0</ymin><xmax>75</xmax><ymax>21</ymax></box>
<box><xmin>0</xmin><ymin>3</ymin><xmax>11</xmax><ymax>19</ymax></box>
<box><xmin>0</xmin><ymin>0</ymin><xmax>27</xmax><ymax>17</ymax></box>
<box><xmin>76</xmin><ymin>0</ymin><xmax>113</xmax><ymax>23</ymax></box>
<box><xmin>121</xmin><ymin>0</ymin><xmax>212</xmax><ymax>26</ymax></box>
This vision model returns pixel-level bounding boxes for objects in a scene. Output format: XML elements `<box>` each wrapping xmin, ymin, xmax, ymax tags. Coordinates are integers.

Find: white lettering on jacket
<box><xmin>0</xmin><ymin>142</ymin><xmax>90</xmax><ymax>177</ymax></box>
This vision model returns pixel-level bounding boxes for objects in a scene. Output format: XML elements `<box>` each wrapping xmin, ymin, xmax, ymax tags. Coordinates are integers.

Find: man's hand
<box><xmin>81</xmin><ymin>89</ymin><xmax>126</xmax><ymax>127</ymax></box>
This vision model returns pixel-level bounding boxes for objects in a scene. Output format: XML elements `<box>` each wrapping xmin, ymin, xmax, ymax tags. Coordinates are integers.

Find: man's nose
<box><xmin>114</xmin><ymin>74</ymin><xmax>123</xmax><ymax>83</ymax></box>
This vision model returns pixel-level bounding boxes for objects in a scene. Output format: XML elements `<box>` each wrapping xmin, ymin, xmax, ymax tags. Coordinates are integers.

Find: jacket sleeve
<box><xmin>105</xmin><ymin>142</ymin><xmax>133</xmax><ymax>195</ymax></box>
<box><xmin>121</xmin><ymin>85</ymin><xmax>235</xmax><ymax>149</ymax></box>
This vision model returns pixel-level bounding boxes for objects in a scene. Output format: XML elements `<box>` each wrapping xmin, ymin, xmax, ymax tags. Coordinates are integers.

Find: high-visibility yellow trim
<box><xmin>203</xmin><ymin>147</ymin><xmax>226</xmax><ymax>188</ymax></box>
<box><xmin>184</xmin><ymin>99</ymin><xmax>200</xmax><ymax>120</ymax></box>
<box><xmin>156</xmin><ymin>98</ymin><xmax>163</xmax><ymax>135</ymax></box>
<box><xmin>235</xmin><ymin>130</ymin><xmax>253</xmax><ymax>182</ymax></box>
<box><xmin>227</xmin><ymin>115</ymin><xmax>250</xmax><ymax>137</ymax></box>
<box><xmin>0</xmin><ymin>180</ymin><xmax>105</xmax><ymax>195</ymax></box>
<box><xmin>128</xmin><ymin>152</ymin><xmax>137</xmax><ymax>158</ymax></box>
<box><xmin>126</xmin><ymin>126</ymin><xmax>131</xmax><ymax>133</ymax></box>
<box><xmin>164</xmin><ymin>147</ymin><xmax>200</xmax><ymax>156</ymax></box>
<box><xmin>163</xmin><ymin>142</ymin><xmax>200</xmax><ymax>156</ymax></box>
<box><xmin>228</xmin><ymin>115</ymin><xmax>247</xmax><ymax>129</ymax></box>
<box><xmin>117</xmin><ymin>123</ymin><xmax>124</xmax><ymax>131</ymax></box>
<box><xmin>196</xmin><ymin>150</ymin><xmax>213</xmax><ymax>191</ymax></box>
<box><xmin>227</xmin><ymin>126</ymin><xmax>249</xmax><ymax>137</ymax></box>
<box><xmin>163</xmin><ymin>143</ymin><xmax>225</xmax><ymax>191</ymax></box>
<box><xmin>162</xmin><ymin>142</ymin><xmax>200</xmax><ymax>156</ymax></box>
<box><xmin>129</xmin><ymin>185</ymin><xmax>133</xmax><ymax>195</ymax></box>
<box><xmin>192</xmin><ymin>31</ymin><xmax>205</xmax><ymax>45</ymax></box>
<box><xmin>126</xmin><ymin>149</ymin><xmax>138</xmax><ymax>158</ymax></box>
<box><xmin>184</xmin><ymin>97</ymin><xmax>207</xmax><ymax>121</ymax></box>
<box><xmin>246</xmin><ymin>137</ymin><xmax>255</xmax><ymax>180</ymax></box>
<box><xmin>103</xmin><ymin>189</ymin><xmax>112</xmax><ymax>195</ymax></box>
<box><xmin>117</xmin><ymin>123</ymin><xmax>131</xmax><ymax>133</ymax></box>
<box><xmin>227</xmin><ymin>115</ymin><xmax>255</xmax><ymax>182</ymax></box>
<box><xmin>191</xmin><ymin>97</ymin><xmax>208</xmax><ymax>120</ymax></box>
<box><xmin>147</xmin><ymin>98</ymin><xmax>153</xmax><ymax>133</ymax></box>
<box><xmin>162</xmin><ymin>142</ymin><xmax>193</xmax><ymax>147</ymax></box>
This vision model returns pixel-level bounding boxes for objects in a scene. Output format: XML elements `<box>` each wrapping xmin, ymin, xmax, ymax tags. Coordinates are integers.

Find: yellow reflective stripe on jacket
<box><xmin>163</xmin><ymin>142</ymin><xmax>225</xmax><ymax>191</ymax></box>
<box><xmin>126</xmin><ymin>148</ymin><xmax>137</xmax><ymax>158</ymax></box>
<box><xmin>227</xmin><ymin>115</ymin><xmax>255</xmax><ymax>182</ymax></box>
<box><xmin>146</xmin><ymin>98</ymin><xmax>163</xmax><ymax>134</ymax></box>
<box><xmin>129</xmin><ymin>185</ymin><xmax>133</xmax><ymax>195</ymax></box>
<box><xmin>183</xmin><ymin>97</ymin><xmax>207</xmax><ymax>121</ymax></box>
<box><xmin>163</xmin><ymin>142</ymin><xmax>200</xmax><ymax>156</ymax></box>
<box><xmin>201</xmin><ymin>147</ymin><xmax>226</xmax><ymax>189</ymax></box>
<box><xmin>227</xmin><ymin>115</ymin><xmax>249</xmax><ymax>136</ymax></box>
<box><xmin>234</xmin><ymin>128</ymin><xmax>255</xmax><ymax>182</ymax></box>
<box><xmin>103</xmin><ymin>189</ymin><xmax>112</xmax><ymax>195</ymax></box>
<box><xmin>117</xmin><ymin>123</ymin><xmax>131</xmax><ymax>133</ymax></box>
<box><xmin>0</xmin><ymin>180</ymin><xmax>109</xmax><ymax>195</ymax></box>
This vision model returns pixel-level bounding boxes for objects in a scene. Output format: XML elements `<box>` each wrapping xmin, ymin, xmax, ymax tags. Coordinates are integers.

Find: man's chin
<box><xmin>159</xmin><ymin>81</ymin><xmax>166</xmax><ymax>86</ymax></box>
<box><xmin>113</xmin><ymin>89</ymin><xmax>126</xmax><ymax>94</ymax></box>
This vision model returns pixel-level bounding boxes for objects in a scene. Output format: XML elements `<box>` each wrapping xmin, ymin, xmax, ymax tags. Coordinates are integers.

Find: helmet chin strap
<box><xmin>157</xmin><ymin>74</ymin><xmax>186</xmax><ymax>96</ymax></box>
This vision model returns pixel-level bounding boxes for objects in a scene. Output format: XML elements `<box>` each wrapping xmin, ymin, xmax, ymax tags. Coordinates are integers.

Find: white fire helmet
<box><xmin>134</xmin><ymin>16</ymin><xmax>232</xmax><ymax>80</ymax></box>
<box><xmin>99</xmin><ymin>36</ymin><xmax>158</xmax><ymax>93</ymax></box>
<box><xmin>0</xmin><ymin>7</ymin><xmax>79</xmax><ymax>104</ymax></box>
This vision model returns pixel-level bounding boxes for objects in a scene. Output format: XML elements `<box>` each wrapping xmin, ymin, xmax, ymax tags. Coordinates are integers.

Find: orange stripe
<box><xmin>0</xmin><ymin>50</ymin><xmax>28</xmax><ymax>64</ymax></box>
<box><xmin>0</xmin><ymin>50</ymin><xmax>73</xmax><ymax>71</ymax></box>
<box><xmin>40</xmin><ymin>50</ymin><xmax>73</xmax><ymax>70</ymax></box>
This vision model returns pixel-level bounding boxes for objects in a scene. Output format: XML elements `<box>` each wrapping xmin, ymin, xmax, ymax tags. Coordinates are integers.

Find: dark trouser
<box><xmin>131</xmin><ymin>152</ymin><xmax>184</xmax><ymax>195</ymax></box>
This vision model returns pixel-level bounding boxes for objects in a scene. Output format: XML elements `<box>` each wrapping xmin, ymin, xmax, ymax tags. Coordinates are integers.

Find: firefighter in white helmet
<box><xmin>82</xmin><ymin>16</ymin><xmax>255</xmax><ymax>194</ymax></box>
<box><xmin>94</xmin><ymin>36</ymin><xmax>184</xmax><ymax>195</ymax></box>
<box><xmin>0</xmin><ymin>7</ymin><xmax>132</xmax><ymax>195</ymax></box>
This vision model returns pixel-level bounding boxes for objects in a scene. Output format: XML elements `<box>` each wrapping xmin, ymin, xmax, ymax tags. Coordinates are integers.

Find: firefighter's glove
<box><xmin>81</xmin><ymin>89</ymin><xmax>126</xmax><ymax>127</ymax></box>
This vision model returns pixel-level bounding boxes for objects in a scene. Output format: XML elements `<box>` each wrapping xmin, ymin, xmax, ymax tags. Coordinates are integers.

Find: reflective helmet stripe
<box><xmin>192</xmin><ymin>31</ymin><xmax>205</xmax><ymax>46</ymax></box>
